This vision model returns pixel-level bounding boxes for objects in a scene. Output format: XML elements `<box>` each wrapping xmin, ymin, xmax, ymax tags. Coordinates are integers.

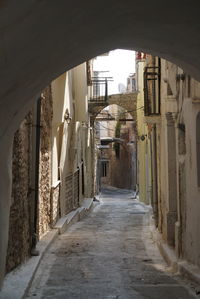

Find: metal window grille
<box><xmin>101</xmin><ymin>161</ymin><xmax>108</xmax><ymax>177</ymax></box>
<box><xmin>89</xmin><ymin>77</ymin><xmax>108</xmax><ymax>102</ymax></box>
<box><xmin>144</xmin><ymin>66</ymin><xmax>161</xmax><ymax>115</ymax></box>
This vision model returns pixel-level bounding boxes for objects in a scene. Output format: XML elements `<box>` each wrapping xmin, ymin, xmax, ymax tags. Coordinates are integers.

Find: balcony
<box><xmin>89</xmin><ymin>77</ymin><xmax>112</xmax><ymax>103</ymax></box>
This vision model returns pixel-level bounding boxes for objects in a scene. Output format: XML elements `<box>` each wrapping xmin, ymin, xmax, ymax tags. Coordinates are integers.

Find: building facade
<box><xmin>5</xmin><ymin>63</ymin><xmax>95</xmax><ymax>276</ymax></box>
<box><xmin>136</xmin><ymin>52</ymin><xmax>200</xmax><ymax>272</ymax></box>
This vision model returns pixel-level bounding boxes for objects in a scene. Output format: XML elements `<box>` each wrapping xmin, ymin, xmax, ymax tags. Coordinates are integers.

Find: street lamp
<box><xmin>64</xmin><ymin>108</ymin><xmax>72</xmax><ymax>124</ymax></box>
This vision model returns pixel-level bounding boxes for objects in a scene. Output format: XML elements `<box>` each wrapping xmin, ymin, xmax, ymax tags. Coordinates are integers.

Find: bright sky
<box><xmin>93</xmin><ymin>49</ymin><xmax>135</xmax><ymax>94</ymax></box>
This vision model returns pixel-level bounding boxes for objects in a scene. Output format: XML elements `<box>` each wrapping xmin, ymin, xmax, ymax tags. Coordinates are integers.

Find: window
<box><xmin>101</xmin><ymin>161</ymin><xmax>109</xmax><ymax>177</ymax></box>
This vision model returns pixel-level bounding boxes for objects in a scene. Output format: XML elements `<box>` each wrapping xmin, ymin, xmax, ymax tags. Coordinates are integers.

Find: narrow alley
<box><xmin>26</xmin><ymin>188</ymin><xmax>196</xmax><ymax>299</ymax></box>
<box><xmin>1</xmin><ymin>3</ymin><xmax>200</xmax><ymax>298</ymax></box>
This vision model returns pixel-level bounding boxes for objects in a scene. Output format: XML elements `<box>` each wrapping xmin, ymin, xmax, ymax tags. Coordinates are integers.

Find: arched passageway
<box><xmin>1</xmin><ymin>1</ymin><xmax>200</xmax><ymax>289</ymax></box>
<box><xmin>89</xmin><ymin>92</ymin><xmax>137</xmax><ymax>124</ymax></box>
<box><xmin>95</xmin><ymin>104</ymin><xmax>136</xmax><ymax>191</ymax></box>
<box><xmin>1</xmin><ymin>1</ymin><xmax>200</xmax><ymax>137</ymax></box>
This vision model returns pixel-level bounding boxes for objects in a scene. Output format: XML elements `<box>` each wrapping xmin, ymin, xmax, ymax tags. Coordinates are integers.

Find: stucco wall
<box><xmin>183</xmin><ymin>98</ymin><xmax>200</xmax><ymax>266</ymax></box>
<box><xmin>136</xmin><ymin>59</ymin><xmax>151</xmax><ymax>204</ymax></box>
<box><xmin>157</xmin><ymin>59</ymin><xmax>200</xmax><ymax>266</ymax></box>
<box><xmin>53</xmin><ymin>68</ymin><xmax>93</xmax><ymax>216</ymax></box>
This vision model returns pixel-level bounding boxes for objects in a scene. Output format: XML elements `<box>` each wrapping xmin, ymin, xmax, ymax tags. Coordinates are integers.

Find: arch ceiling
<box><xmin>0</xmin><ymin>0</ymin><xmax>200</xmax><ymax>138</ymax></box>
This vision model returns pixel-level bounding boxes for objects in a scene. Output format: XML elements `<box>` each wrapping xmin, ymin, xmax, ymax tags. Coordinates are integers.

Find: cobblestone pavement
<box><xmin>26</xmin><ymin>188</ymin><xmax>198</xmax><ymax>299</ymax></box>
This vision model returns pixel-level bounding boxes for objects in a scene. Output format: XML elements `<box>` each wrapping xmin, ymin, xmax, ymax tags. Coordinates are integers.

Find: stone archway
<box><xmin>89</xmin><ymin>92</ymin><xmax>137</xmax><ymax>124</ymax></box>
<box><xmin>1</xmin><ymin>1</ymin><xmax>200</xmax><ymax>138</ymax></box>
<box><xmin>1</xmin><ymin>0</ymin><xmax>200</xmax><ymax>287</ymax></box>
<box><xmin>95</xmin><ymin>102</ymin><xmax>137</xmax><ymax>191</ymax></box>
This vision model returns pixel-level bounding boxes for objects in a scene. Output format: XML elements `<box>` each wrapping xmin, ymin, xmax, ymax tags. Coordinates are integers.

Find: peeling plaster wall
<box><xmin>6</xmin><ymin>87</ymin><xmax>54</xmax><ymax>271</ymax></box>
<box><xmin>38</xmin><ymin>87</ymin><xmax>53</xmax><ymax>238</ymax></box>
<box><xmin>6</xmin><ymin>113</ymin><xmax>33</xmax><ymax>273</ymax></box>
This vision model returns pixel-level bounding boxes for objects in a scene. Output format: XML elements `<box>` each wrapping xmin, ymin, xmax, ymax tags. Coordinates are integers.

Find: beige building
<box><xmin>136</xmin><ymin>55</ymin><xmax>152</xmax><ymax>205</ymax></box>
<box><xmin>136</xmin><ymin>51</ymin><xmax>200</xmax><ymax>273</ymax></box>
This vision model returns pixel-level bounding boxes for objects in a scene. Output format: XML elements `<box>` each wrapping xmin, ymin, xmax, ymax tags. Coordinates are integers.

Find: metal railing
<box><xmin>89</xmin><ymin>77</ymin><xmax>113</xmax><ymax>102</ymax></box>
<box><xmin>144</xmin><ymin>66</ymin><xmax>161</xmax><ymax>115</ymax></box>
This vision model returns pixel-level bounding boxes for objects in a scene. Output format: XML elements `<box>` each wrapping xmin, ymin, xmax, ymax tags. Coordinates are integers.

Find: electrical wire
<box><xmin>97</xmin><ymin>106</ymin><xmax>144</xmax><ymax>114</ymax></box>
<box><xmin>96</xmin><ymin>106</ymin><xmax>144</xmax><ymax>118</ymax></box>
<box><xmin>95</xmin><ymin>123</ymin><xmax>115</xmax><ymax>131</ymax></box>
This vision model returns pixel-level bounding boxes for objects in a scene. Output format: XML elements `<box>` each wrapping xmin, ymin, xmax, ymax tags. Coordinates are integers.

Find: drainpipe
<box><xmin>151</xmin><ymin>125</ymin><xmax>158</xmax><ymax>227</ymax></box>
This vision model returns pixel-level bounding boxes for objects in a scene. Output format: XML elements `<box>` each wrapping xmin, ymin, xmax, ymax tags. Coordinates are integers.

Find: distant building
<box><xmin>95</xmin><ymin>104</ymin><xmax>137</xmax><ymax>191</ymax></box>
<box><xmin>118</xmin><ymin>83</ymin><xmax>126</xmax><ymax>93</ymax></box>
<box><xmin>127</xmin><ymin>73</ymin><xmax>136</xmax><ymax>92</ymax></box>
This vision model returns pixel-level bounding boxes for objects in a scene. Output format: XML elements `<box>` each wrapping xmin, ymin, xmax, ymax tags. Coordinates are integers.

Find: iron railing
<box><xmin>144</xmin><ymin>66</ymin><xmax>161</xmax><ymax>115</ymax></box>
<box><xmin>89</xmin><ymin>77</ymin><xmax>112</xmax><ymax>102</ymax></box>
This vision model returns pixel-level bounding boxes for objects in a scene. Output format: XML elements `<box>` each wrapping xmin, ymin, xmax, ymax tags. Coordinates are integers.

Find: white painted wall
<box><xmin>73</xmin><ymin>64</ymin><xmax>88</xmax><ymax>123</ymax></box>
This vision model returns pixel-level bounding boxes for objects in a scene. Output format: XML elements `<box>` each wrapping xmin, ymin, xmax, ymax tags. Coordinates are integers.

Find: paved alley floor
<box><xmin>26</xmin><ymin>188</ymin><xmax>198</xmax><ymax>299</ymax></box>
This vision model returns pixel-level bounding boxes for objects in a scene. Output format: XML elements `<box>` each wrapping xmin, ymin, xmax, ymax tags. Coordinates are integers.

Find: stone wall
<box><xmin>6</xmin><ymin>113</ymin><xmax>33</xmax><ymax>273</ymax></box>
<box><xmin>99</xmin><ymin>119</ymin><xmax>136</xmax><ymax>190</ymax></box>
<box><xmin>6</xmin><ymin>85</ymin><xmax>57</xmax><ymax>272</ymax></box>
<box><xmin>50</xmin><ymin>182</ymin><xmax>60</xmax><ymax>226</ymax></box>
<box><xmin>38</xmin><ymin>87</ymin><xmax>53</xmax><ymax>238</ymax></box>
<box><xmin>110</xmin><ymin>149</ymin><xmax>134</xmax><ymax>190</ymax></box>
<box><xmin>89</xmin><ymin>92</ymin><xmax>137</xmax><ymax>124</ymax></box>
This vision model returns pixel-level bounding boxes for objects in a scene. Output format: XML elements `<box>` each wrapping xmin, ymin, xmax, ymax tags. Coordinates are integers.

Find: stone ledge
<box><xmin>151</xmin><ymin>225</ymin><xmax>200</xmax><ymax>285</ymax></box>
<box><xmin>54</xmin><ymin>210</ymin><xmax>79</xmax><ymax>234</ymax></box>
<box><xmin>0</xmin><ymin>229</ymin><xmax>58</xmax><ymax>299</ymax></box>
<box><xmin>150</xmin><ymin>225</ymin><xmax>178</xmax><ymax>272</ymax></box>
<box><xmin>81</xmin><ymin>198</ymin><xmax>93</xmax><ymax>210</ymax></box>
<box><xmin>178</xmin><ymin>261</ymin><xmax>200</xmax><ymax>285</ymax></box>
<box><xmin>54</xmin><ymin>198</ymin><xmax>94</xmax><ymax>234</ymax></box>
